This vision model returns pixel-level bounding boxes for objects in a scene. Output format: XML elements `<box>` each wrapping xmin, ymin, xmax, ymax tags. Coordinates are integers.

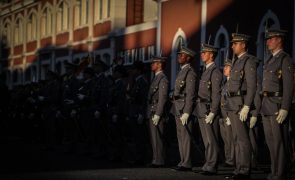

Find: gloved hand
<box><xmin>38</xmin><ymin>96</ymin><xmax>45</xmax><ymax>101</ymax></box>
<box><xmin>249</xmin><ymin>116</ymin><xmax>257</xmax><ymax>128</ymax></box>
<box><xmin>137</xmin><ymin>114</ymin><xmax>144</xmax><ymax>124</ymax></box>
<box><xmin>77</xmin><ymin>94</ymin><xmax>85</xmax><ymax>100</ymax></box>
<box><xmin>94</xmin><ymin>111</ymin><xmax>101</xmax><ymax>119</ymax></box>
<box><xmin>205</xmin><ymin>112</ymin><xmax>215</xmax><ymax>124</ymax></box>
<box><xmin>180</xmin><ymin>113</ymin><xmax>189</xmax><ymax>126</ymax></box>
<box><xmin>225</xmin><ymin>117</ymin><xmax>231</xmax><ymax>126</ymax></box>
<box><xmin>276</xmin><ymin>109</ymin><xmax>288</xmax><ymax>124</ymax></box>
<box><xmin>152</xmin><ymin>114</ymin><xmax>160</xmax><ymax>126</ymax></box>
<box><xmin>56</xmin><ymin>110</ymin><xmax>61</xmax><ymax>118</ymax></box>
<box><xmin>112</xmin><ymin>114</ymin><xmax>118</xmax><ymax>123</ymax></box>
<box><xmin>239</xmin><ymin>105</ymin><xmax>250</xmax><ymax>122</ymax></box>
<box><xmin>70</xmin><ymin>109</ymin><xmax>77</xmax><ymax>118</ymax></box>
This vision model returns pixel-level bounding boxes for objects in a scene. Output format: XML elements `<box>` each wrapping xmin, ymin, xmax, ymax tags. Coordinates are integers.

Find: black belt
<box><xmin>149</xmin><ymin>100</ymin><xmax>158</xmax><ymax>104</ymax></box>
<box><xmin>173</xmin><ymin>95</ymin><xmax>185</xmax><ymax>100</ymax></box>
<box><xmin>226</xmin><ymin>90</ymin><xmax>247</xmax><ymax>97</ymax></box>
<box><xmin>261</xmin><ymin>91</ymin><xmax>282</xmax><ymax>97</ymax></box>
<box><xmin>197</xmin><ymin>97</ymin><xmax>211</xmax><ymax>103</ymax></box>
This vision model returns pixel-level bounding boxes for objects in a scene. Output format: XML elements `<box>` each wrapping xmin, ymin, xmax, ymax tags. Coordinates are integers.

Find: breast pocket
<box><xmin>229</xmin><ymin>70</ymin><xmax>242</xmax><ymax>92</ymax></box>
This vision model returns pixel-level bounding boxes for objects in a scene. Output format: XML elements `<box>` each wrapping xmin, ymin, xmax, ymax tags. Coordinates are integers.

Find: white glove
<box><xmin>94</xmin><ymin>111</ymin><xmax>101</xmax><ymax>119</ymax></box>
<box><xmin>152</xmin><ymin>114</ymin><xmax>160</xmax><ymax>126</ymax></box>
<box><xmin>70</xmin><ymin>109</ymin><xmax>77</xmax><ymax>118</ymax></box>
<box><xmin>239</xmin><ymin>105</ymin><xmax>250</xmax><ymax>122</ymax></box>
<box><xmin>225</xmin><ymin>117</ymin><xmax>231</xmax><ymax>126</ymax></box>
<box><xmin>249</xmin><ymin>116</ymin><xmax>257</xmax><ymax>128</ymax></box>
<box><xmin>276</xmin><ymin>109</ymin><xmax>288</xmax><ymax>124</ymax></box>
<box><xmin>56</xmin><ymin>110</ymin><xmax>61</xmax><ymax>118</ymax></box>
<box><xmin>38</xmin><ymin>96</ymin><xmax>45</xmax><ymax>101</ymax></box>
<box><xmin>205</xmin><ymin>112</ymin><xmax>215</xmax><ymax>124</ymax></box>
<box><xmin>180</xmin><ymin>113</ymin><xmax>189</xmax><ymax>126</ymax></box>
<box><xmin>77</xmin><ymin>94</ymin><xmax>85</xmax><ymax>100</ymax></box>
<box><xmin>112</xmin><ymin>114</ymin><xmax>118</xmax><ymax>123</ymax></box>
<box><xmin>64</xmin><ymin>99</ymin><xmax>74</xmax><ymax>105</ymax></box>
<box><xmin>137</xmin><ymin>114</ymin><xmax>144</xmax><ymax>124</ymax></box>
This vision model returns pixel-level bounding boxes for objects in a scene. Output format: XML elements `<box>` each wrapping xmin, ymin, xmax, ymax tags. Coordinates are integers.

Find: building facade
<box><xmin>0</xmin><ymin>0</ymin><xmax>294</xmax><ymax>89</ymax></box>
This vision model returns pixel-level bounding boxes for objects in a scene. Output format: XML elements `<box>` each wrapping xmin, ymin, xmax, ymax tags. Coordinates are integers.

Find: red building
<box><xmin>0</xmin><ymin>0</ymin><xmax>294</xmax><ymax>89</ymax></box>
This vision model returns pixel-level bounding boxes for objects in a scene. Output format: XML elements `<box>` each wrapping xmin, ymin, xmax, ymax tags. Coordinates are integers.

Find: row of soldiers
<box><xmin>161</xmin><ymin>28</ymin><xmax>294</xmax><ymax>180</ymax></box>
<box><xmin>0</xmin><ymin>28</ymin><xmax>294</xmax><ymax>180</ymax></box>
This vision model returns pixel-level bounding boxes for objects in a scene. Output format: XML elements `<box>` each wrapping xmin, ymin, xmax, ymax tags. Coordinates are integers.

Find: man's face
<box><xmin>151</xmin><ymin>61</ymin><xmax>160</xmax><ymax>72</ymax></box>
<box><xmin>223</xmin><ymin>65</ymin><xmax>231</xmax><ymax>77</ymax></box>
<box><xmin>201</xmin><ymin>51</ymin><xmax>212</xmax><ymax>64</ymax></box>
<box><xmin>266</xmin><ymin>37</ymin><xmax>281</xmax><ymax>51</ymax></box>
<box><xmin>232</xmin><ymin>41</ymin><xmax>245</xmax><ymax>55</ymax></box>
<box><xmin>177</xmin><ymin>53</ymin><xmax>189</xmax><ymax>65</ymax></box>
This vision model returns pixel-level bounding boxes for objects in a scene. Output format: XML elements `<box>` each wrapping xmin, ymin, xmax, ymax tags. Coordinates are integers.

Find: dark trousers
<box><xmin>198</xmin><ymin>116</ymin><xmax>219</xmax><ymax>172</ymax></box>
<box><xmin>175</xmin><ymin>116</ymin><xmax>192</xmax><ymax>168</ymax></box>
<box><xmin>228</xmin><ymin>111</ymin><xmax>251</xmax><ymax>175</ymax></box>
<box><xmin>262</xmin><ymin>115</ymin><xmax>288</xmax><ymax>180</ymax></box>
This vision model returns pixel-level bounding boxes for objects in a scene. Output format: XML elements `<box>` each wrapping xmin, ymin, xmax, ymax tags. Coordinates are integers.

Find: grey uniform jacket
<box><xmin>172</xmin><ymin>64</ymin><xmax>197</xmax><ymax>116</ymax></box>
<box><xmin>250</xmin><ymin>75</ymin><xmax>262</xmax><ymax>117</ymax></box>
<box><xmin>195</xmin><ymin>63</ymin><xmax>222</xmax><ymax>118</ymax></box>
<box><xmin>147</xmin><ymin>72</ymin><xmax>169</xmax><ymax>119</ymax></box>
<box><xmin>261</xmin><ymin>51</ymin><xmax>294</xmax><ymax>116</ymax></box>
<box><xmin>226</xmin><ymin>53</ymin><xmax>257</xmax><ymax>112</ymax></box>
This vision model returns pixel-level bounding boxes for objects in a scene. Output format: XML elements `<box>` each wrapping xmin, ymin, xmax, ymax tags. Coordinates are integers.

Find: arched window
<box><xmin>41</xmin><ymin>6</ymin><xmax>52</xmax><ymax>37</ymax></box>
<box><xmin>74</xmin><ymin>0</ymin><xmax>89</xmax><ymax>27</ymax></box>
<box><xmin>256</xmin><ymin>10</ymin><xmax>280</xmax><ymax>75</ymax></box>
<box><xmin>214</xmin><ymin>25</ymin><xmax>230</xmax><ymax>68</ymax></box>
<box><xmin>57</xmin><ymin>1</ymin><xmax>69</xmax><ymax>32</ymax></box>
<box><xmin>2</xmin><ymin>20</ymin><xmax>11</xmax><ymax>47</ymax></box>
<box><xmin>14</xmin><ymin>17</ymin><xmax>23</xmax><ymax>45</ymax></box>
<box><xmin>94</xmin><ymin>0</ymin><xmax>111</xmax><ymax>22</ymax></box>
<box><xmin>27</xmin><ymin>12</ymin><xmax>37</xmax><ymax>41</ymax></box>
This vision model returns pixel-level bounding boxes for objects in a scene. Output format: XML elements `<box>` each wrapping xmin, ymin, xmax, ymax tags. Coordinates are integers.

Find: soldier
<box><xmin>108</xmin><ymin>65</ymin><xmax>128</xmax><ymax>161</ymax></box>
<box><xmin>76</xmin><ymin>67</ymin><xmax>96</xmax><ymax>155</ymax></box>
<box><xmin>261</xmin><ymin>29</ymin><xmax>294</xmax><ymax>180</ymax></box>
<box><xmin>59</xmin><ymin>61</ymin><xmax>81</xmax><ymax>153</ymax></box>
<box><xmin>171</xmin><ymin>46</ymin><xmax>197</xmax><ymax>171</ymax></box>
<box><xmin>127</xmin><ymin>61</ymin><xmax>149</xmax><ymax>165</ymax></box>
<box><xmin>92</xmin><ymin>59</ymin><xmax>111</xmax><ymax>157</ymax></box>
<box><xmin>224</xmin><ymin>33</ymin><xmax>257</xmax><ymax>180</ymax></box>
<box><xmin>219</xmin><ymin>59</ymin><xmax>235</xmax><ymax>168</ymax></box>
<box><xmin>247</xmin><ymin>60</ymin><xmax>262</xmax><ymax>169</ymax></box>
<box><xmin>195</xmin><ymin>43</ymin><xmax>222</xmax><ymax>175</ymax></box>
<box><xmin>146</xmin><ymin>56</ymin><xmax>169</xmax><ymax>168</ymax></box>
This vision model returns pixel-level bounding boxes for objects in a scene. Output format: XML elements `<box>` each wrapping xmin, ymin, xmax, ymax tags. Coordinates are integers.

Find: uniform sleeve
<box><xmin>281</xmin><ymin>55</ymin><xmax>294</xmax><ymax>111</ymax></box>
<box><xmin>210</xmin><ymin>69</ymin><xmax>222</xmax><ymax>115</ymax></box>
<box><xmin>252</xmin><ymin>75</ymin><xmax>262</xmax><ymax>117</ymax></box>
<box><xmin>183</xmin><ymin>70</ymin><xmax>197</xmax><ymax>114</ymax></box>
<box><xmin>244</xmin><ymin>58</ymin><xmax>257</xmax><ymax>107</ymax></box>
<box><xmin>155</xmin><ymin>77</ymin><xmax>169</xmax><ymax>117</ymax></box>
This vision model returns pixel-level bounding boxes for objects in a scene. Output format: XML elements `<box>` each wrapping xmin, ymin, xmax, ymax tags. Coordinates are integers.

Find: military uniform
<box><xmin>172</xmin><ymin>47</ymin><xmax>197</xmax><ymax>170</ymax></box>
<box><xmin>225</xmin><ymin>33</ymin><xmax>257</xmax><ymax>177</ymax></box>
<box><xmin>195</xmin><ymin>44</ymin><xmax>222</xmax><ymax>173</ymax></box>
<box><xmin>147</xmin><ymin>56</ymin><xmax>169</xmax><ymax>166</ymax></box>
<box><xmin>261</xmin><ymin>29</ymin><xmax>294</xmax><ymax>180</ymax></box>
<box><xmin>127</xmin><ymin>61</ymin><xmax>149</xmax><ymax>164</ymax></box>
<box><xmin>220</xmin><ymin>59</ymin><xmax>235</xmax><ymax>167</ymax></box>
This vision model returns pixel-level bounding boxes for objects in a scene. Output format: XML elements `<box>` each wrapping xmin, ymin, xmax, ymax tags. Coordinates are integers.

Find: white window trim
<box><xmin>214</xmin><ymin>25</ymin><xmax>230</xmax><ymax>68</ymax></box>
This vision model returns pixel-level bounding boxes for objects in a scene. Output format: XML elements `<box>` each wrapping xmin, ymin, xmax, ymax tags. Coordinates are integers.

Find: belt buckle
<box><xmin>263</xmin><ymin>92</ymin><xmax>267</xmax><ymax>97</ymax></box>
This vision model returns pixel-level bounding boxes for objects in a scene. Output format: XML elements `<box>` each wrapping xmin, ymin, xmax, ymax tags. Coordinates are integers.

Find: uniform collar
<box><xmin>272</xmin><ymin>49</ymin><xmax>283</xmax><ymax>57</ymax></box>
<box><xmin>205</xmin><ymin>62</ymin><xmax>214</xmax><ymax>69</ymax></box>
<box><xmin>135</xmin><ymin>74</ymin><xmax>144</xmax><ymax>81</ymax></box>
<box><xmin>181</xmin><ymin>63</ymin><xmax>190</xmax><ymax>69</ymax></box>
<box><xmin>155</xmin><ymin>71</ymin><xmax>163</xmax><ymax>76</ymax></box>
<box><xmin>237</xmin><ymin>52</ymin><xmax>247</xmax><ymax>58</ymax></box>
